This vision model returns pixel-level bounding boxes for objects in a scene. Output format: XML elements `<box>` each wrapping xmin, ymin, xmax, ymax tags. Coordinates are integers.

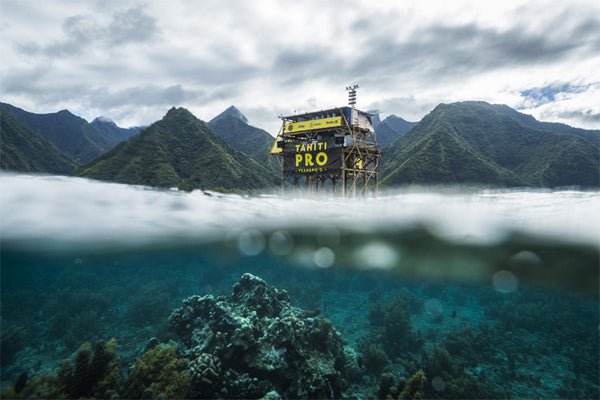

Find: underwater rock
<box><xmin>169</xmin><ymin>273</ymin><xmax>347</xmax><ymax>399</ymax></box>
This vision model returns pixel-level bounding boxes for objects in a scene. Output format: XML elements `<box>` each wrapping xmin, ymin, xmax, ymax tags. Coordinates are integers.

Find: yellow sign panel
<box><xmin>285</xmin><ymin>116</ymin><xmax>342</xmax><ymax>133</ymax></box>
<box><xmin>269</xmin><ymin>126</ymin><xmax>284</xmax><ymax>155</ymax></box>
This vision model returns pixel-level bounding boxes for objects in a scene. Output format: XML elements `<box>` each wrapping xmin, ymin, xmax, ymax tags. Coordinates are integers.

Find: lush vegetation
<box><xmin>375</xmin><ymin>115</ymin><xmax>416</xmax><ymax>147</ymax></box>
<box><xmin>0</xmin><ymin>107</ymin><xmax>76</xmax><ymax>174</ymax></box>
<box><xmin>3</xmin><ymin>100</ymin><xmax>597</xmax><ymax>190</ymax></box>
<box><xmin>1</xmin><ymin>103</ymin><xmax>113</xmax><ymax>164</ymax></box>
<box><xmin>74</xmin><ymin>107</ymin><xmax>278</xmax><ymax>191</ymax></box>
<box><xmin>381</xmin><ymin>101</ymin><xmax>599</xmax><ymax>187</ymax></box>
<box><xmin>90</xmin><ymin>117</ymin><xmax>142</xmax><ymax>146</ymax></box>
<box><xmin>209</xmin><ymin>114</ymin><xmax>280</xmax><ymax>174</ymax></box>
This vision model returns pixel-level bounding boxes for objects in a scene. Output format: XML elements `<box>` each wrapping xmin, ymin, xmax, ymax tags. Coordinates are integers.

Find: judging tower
<box><xmin>270</xmin><ymin>86</ymin><xmax>382</xmax><ymax>196</ymax></box>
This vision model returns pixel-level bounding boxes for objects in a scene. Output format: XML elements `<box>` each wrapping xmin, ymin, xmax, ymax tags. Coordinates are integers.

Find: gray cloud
<box><xmin>347</xmin><ymin>15</ymin><xmax>599</xmax><ymax>83</ymax></box>
<box><xmin>106</xmin><ymin>6</ymin><xmax>158</xmax><ymax>45</ymax></box>
<box><xmin>91</xmin><ymin>84</ymin><xmax>206</xmax><ymax>108</ymax></box>
<box><xmin>17</xmin><ymin>6</ymin><xmax>159</xmax><ymax>57</ymax></box>
<box><xmin>2</xmin><ymin>1</ymin><xmax>599</xmax><ymax>130</ymax></box>
<box><xmin>557</xmin><ymin>109</ymin><xmax>600</xmax><ymax>124</ymax></box>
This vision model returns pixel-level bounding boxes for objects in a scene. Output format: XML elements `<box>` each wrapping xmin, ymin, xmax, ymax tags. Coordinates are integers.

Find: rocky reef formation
<box><xmin>168</xmin><ymin>273</ymin><xmax>350</xmax><ymax>398</ymax></box>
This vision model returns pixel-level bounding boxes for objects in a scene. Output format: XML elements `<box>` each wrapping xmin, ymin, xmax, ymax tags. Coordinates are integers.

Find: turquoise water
<box><xmin>1</xmin><ymin>173</ymin><xmax>599</xmax><ymax>398</ymax></box>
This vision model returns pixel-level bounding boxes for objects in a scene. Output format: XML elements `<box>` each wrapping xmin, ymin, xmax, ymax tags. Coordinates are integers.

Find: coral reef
<box><xmin>168</xmin><ymin>273</ymin><xmax>348</xmax><ymax>399</ymax></box>
<box><xmin>187</xmin><ymin>352</ymin><xmax>222</xmax><ymax>397</ymax></box>
<box><xmin>342</xmin><ymin>345</ymin><xmax>361</xmax><ymax>380</ymax></box>
<box><xmin>421</xmin><ymin>344</ymin><xmax>479</xmax><ymax>399</ymax></box>
<box><xmin>123</xmin><ymin>342</ymin><xmax>190</xmax><ymax>399</ymax></box>
<box><xmin>55</xmin><ymin>339</ymin><xmax>120</xmax><ymax>399</ymax></box>
<box><xmin>383</xmin><ymin>293</ymin><xmax>412</xmax><ymax>351</ymax></box>
<box><xmin>9</xmin><ymin>338</ymin><xmax>120</xmax><ymax>399</ymax></box>
<box><xmin>0</xmin><ymin>321</ymin><xmax>27</xmax><ymax>365</ymax></box>
<box><xmin>361</xmin><ymin>339</ymin><xmax>390</xmax><ymax>373</ymax></box>
<box><xmin>367</xmin><ymin>290</ymin><xmax>419</xmax><ymax>359</ymax></box>
<box><xmin>376</xmin><ymin>370</ymin><xmax>426</xmax><ymax>400</ymax></box>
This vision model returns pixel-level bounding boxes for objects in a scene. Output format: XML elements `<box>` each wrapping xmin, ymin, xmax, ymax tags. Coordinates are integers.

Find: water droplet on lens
<box><xmin>432</xmin><ymin>376</ymin><xmax>446</xmax><ymax>391</ymax></box>
<box><xmin>269</xmin><ymin>231</ymin><xmax>294</xmax><ymax>255</ymax></box>
<box><xmin>425</xmin><ymin>299</ymin><xmax>444</xmax><ymax>317</ymax></box>
<box><xmin>492</xmin><ymin>270</ymin><xmax>519</xmax><ymax>293</ymax></box>
<box><xmin>313</xmin><ymin>247</ymin><xmax>335</xmax><ymax>268</ymax></box>
<box><xmin>237</xmin><ymin>230</ymin><xmax>265</xmax><ymax>256</ymax></box>
<box><xmin>355</xmin><ymin>241</ymin><xmax>398</xmax><ymax>269</ymax></box>
<box><xmin>510</xmin><ymin>250</ymin><xmax>542</xmax><ymax>266</ymax></box>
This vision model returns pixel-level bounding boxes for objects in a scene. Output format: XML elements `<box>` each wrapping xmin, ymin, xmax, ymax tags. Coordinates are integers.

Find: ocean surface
<box><xmin>1</xmin><ymin>173</ymin><xmax>599</xmax><ymax>399</ymax></box>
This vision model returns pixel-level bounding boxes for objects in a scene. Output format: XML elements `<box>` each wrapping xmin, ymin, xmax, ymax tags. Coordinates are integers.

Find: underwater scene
<box><xmin>1</xmin><ymin>173</ymin><xmax>599</xmax><ymax>399</ymax></box>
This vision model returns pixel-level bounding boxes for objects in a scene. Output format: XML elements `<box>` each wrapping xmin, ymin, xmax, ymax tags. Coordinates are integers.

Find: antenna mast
<box><xmin>346</xmin><ymin>84</ymin><xmax>359</xmax><ymax>108</ymax></box>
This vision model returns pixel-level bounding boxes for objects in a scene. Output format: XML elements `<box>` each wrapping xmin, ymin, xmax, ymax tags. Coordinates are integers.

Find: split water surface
<box><xmin>1</xmin><ymin>173</ymin><xmax>598</xmax><ymax>398</ymax></box>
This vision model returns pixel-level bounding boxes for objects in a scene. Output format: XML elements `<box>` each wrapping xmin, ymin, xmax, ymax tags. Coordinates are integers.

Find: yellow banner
<box><xmin>269</xmin><ymin>126</ymin><xmax>284</xmax><ymax>155</ymax></box>
<box><xmin>285</xmin><ymin>116</ymin><xmax>342</xmax><ymax>133</ymax></box>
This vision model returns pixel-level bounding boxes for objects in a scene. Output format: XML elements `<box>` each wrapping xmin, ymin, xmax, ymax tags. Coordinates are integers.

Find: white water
<box><xmin>1</xmin><ymin>173</ymin><xmax>598</xmax><ymax>251</ymax></box>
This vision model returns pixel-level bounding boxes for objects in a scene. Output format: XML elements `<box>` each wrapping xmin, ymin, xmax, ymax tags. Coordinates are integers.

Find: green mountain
<box><xmin>0</xmin><ymin>102</ymin><xmax>111</xmax><ymax>163</ymax></box>
<box><xmin>74</xmin><ymin>107</ymin><xmax>278</xmax><ymax>191</ymax></box>
<box><xmin>209</xmin><ymin>113</ymin><xmax>280</xmax><ymax>174</ymax></box>
<box><xmin>1</xmin><ymin>106</ymin><xmax>76</xmax><ymax>174</ymax></box>
<box><xmin>91</xmin><ymin>117</ymin><xmax>143</xmax><ymax>146</ymax></box>
<box><xmin>489</xmin><ymin>104</ymin><xmax>600</xmax><ymax>146</ymax></box>
<box><xmin>382</xmin><ymin>101</ymin><xmax>599</xmax><ymax>187</ymax></box>
<box><xmin>209</xmin><ymin>105</ymin><xmax>249</xmax><ymax>124</ymax></box>
<box><xmin>375</xmin><ymin>115</ymin><xmax>416</xmax><ymax>146</ymax></box>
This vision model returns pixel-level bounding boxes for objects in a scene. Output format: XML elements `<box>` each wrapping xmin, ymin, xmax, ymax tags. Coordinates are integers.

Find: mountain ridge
<box><xmin>209</xmin><ymin>105</ymin><xmax>248</xmax><ymax>124</ymax></box>
<box><xmin>209</xmin><ymin>112</ymin><xmax>280</xmax><ymax>175</ymax></box>
<box><xmin>2</xmin><ymin>100</ymin><xmax>598</xmax><ymax>190</ymax></box>
<box><xmin>0</xmin><ymin>102</ymin><xmax>112</xmax><ymax>163</ymax></box>
<box><xmin>74</xmin><ymin>107</ymin><xmax>278</xmax><ymax>191</ymax></box>
<box><xmin>1</xmin><ymin>106</ymin><xmax>77</xmax><ymax>174</ymax></box>
<box><xmin>91</xmin><ymin>117</ymin><xmax>143</xmax><ymax>146</ymax></box>
<box><xmin>381</xmin><ymin>101</ymin><xmax>599</xmax><ymax>187</ymax></box>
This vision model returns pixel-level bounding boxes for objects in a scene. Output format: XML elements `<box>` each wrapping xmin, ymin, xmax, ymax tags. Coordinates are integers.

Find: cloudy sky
<box><xmin>1</xmin><ymin>0</ymin><xmax>599</xmax><ymax>135</ymax></box>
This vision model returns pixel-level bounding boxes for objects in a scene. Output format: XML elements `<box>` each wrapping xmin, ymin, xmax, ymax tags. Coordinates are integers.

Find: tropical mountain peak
<box><xmin>1</xmin><ymin>102</ymin><xmax>112</xmax><ymax>163</ymax></box>
<box><xmin>210</xmin><ymin>105</ymin><xmax>248</xmax><ymax>124</ymax></box>
<box><xmin>75</xmin><ymin>107</ymin><xmax>277</xmax><ymax>191</ymax></box>
<box><xmin>165</xmin><ymin>106</ymin><xmax>195</xmax><ymax>119</ymax></box>
<box><xmin>93</xmin><ymin>116</ymin><xmax>116</xmax><ymax>124</ymax></box>
<box><xmin>382</xmin><ymin>100</ymin><xmax>599</xmax><ymax>187</ymax></box>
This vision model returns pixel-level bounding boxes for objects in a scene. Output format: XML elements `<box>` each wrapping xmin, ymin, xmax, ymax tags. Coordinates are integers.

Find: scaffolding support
<box><xmin>273</xmin><ymin>105</ymin><xmax>381</xmax><ymax>197</ymax></box>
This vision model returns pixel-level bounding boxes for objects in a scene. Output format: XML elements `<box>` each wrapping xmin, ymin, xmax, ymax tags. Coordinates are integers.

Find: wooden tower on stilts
<box><xmin>270</xmin><ymin>86</ymin><xmax>382</xmax><ymax>196</ymax></box>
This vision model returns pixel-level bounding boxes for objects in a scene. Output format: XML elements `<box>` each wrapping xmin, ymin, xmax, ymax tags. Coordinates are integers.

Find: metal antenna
<box><xmin>346</xmin><ymin>84</ymin><xmax>359</xmax><ymax>107</ymax></box>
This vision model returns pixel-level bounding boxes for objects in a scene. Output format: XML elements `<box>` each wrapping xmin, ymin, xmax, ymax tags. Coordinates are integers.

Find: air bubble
<box><xmin>355</xmin><ymin>241</ymin><xmax>399</xmax><ymax>269</ymax></box>
<box><xmin>492</xmin><ymin>270</ymin><xmax>519</xmax><ymax>293</ymax></box>
<box><xmin>425</xmin><ymin>299</ymin><xmax>444</xmax><ymax>318</ymax></box>
<box><xmin>432</xmin><ymin>376</ymin><xmax>446</xmax><ymax>391</ymax></box>
<box><xmin>313</xmin><ymin>247</ymin><xmax>335</xmax><ymax>268</ymax></box>
<box><xmin>269</xmin><ymin>231</ymin><xmax>294</xmax><ymax>255</ymax></box>
<box><xmin>510</xmin><ymin>250</ymin><xmax>542</xmax><ymax>266</ymax></box>
<box><xmin>237</xmin><ymin>230</ymin><xmax>265</xmax><ymax>256</ymax></box>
